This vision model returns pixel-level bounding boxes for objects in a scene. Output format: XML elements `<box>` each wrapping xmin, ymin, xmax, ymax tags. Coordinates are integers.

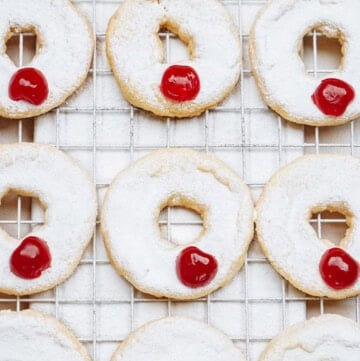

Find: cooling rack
<box><xmin>0</xmin><ymin>1</ymin><xmax>359</xmax><ymax>361</ymax></box>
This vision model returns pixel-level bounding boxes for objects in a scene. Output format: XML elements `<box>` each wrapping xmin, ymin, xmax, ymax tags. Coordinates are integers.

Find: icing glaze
<box><xmin>311</xmin><ymin>78</ymin><xmax>355</xmax><ymax>116</ymax></box>
<box><xmin>10</xmin><ymin>236</ymin><xmax>51</xmax><ymax>279</ymax></box>
<box><xmin>0</xmin><ymin>143</ymin><xmax>97</xmax><ymax>295</ymax></box>
<box><xmin>8</xmin><ymin>67</ymin><xmax>49</xmax><ymax>105</ymax></box>
<box><xmin>101</xmin><ymin>148</ymin><xmax>254</xmax><ymax>299</ymax></box>
<box><xmin>160</xmin><ymin>65</ymin><xmax>200</xmax><ymax>102</ymax></box>
<box><xmin>176</xmin><ymin>246</ymin><xmax>218</xmax><ymax>288</ymax></box>
<box><xmin>256</xmin><ymin>154</ymin><xmax>360</xmax><ymax>299</ymax></box>
<box><xmin>319</xmin><ymin>247</ymin><xmax>359</xmax><ymax>289</ymax></box>
<box><xmin>0</xmin><ymin>0</ymin><xmax>93</xmax><ymax>119</ymax></box>
<box><xmin>249</xmin><ymin>0</ymin><xmax>360</xmax><ymax>126</ymax></box>
<box><xmin>106</xmin><ymin>0</ymin><xmax>241</xmax><ymax>118</ymax></box>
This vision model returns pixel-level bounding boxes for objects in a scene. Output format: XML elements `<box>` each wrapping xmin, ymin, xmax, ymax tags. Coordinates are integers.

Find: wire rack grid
<box><xmin>0</xmin><ymin>1</ymin><xmax>359</xmax><ymax>361</ymax></box>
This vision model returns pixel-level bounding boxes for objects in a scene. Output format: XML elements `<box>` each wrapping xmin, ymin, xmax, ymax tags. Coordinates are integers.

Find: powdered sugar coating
<box><xmin>249</xmin><ymin>0</ymin><xmax>360</xmax><ymax>126</ymax></box>
<box><xmin>0</xmin><ymin>310</ymin><xmax>91</xmax><ymax>361</ymax></box>
<box><xmin>256</xmin><ymin>154</ymin><xmax>360</xmax><ymax>299</ymax></box>
<box><xmin>111</xmin><ymin>317</ymin><xmax>245</xmax><ymax>361</ymax></box>
<box><xmin>260</xmin><ymin>314</ymin><xmax>360</xmax><ymax>361</ymax></box>
<box><xmin>0</xmin><ymin>143</ymin><xmax>97</xmax><ymax>295</ymax></box>
<box><xmin>0</xmin><ymin>0</ymin><xmax>93</xmax><ymax>119</ymax></box>
<box><xmin>101</xmin><ymin>148</ymin><xmax>254</xmax><ymax>299</ymax></box>
<box><xmin>106</xmin><ymin>0</ymin><xmax>241</xmax><ymax>118</ymax></box>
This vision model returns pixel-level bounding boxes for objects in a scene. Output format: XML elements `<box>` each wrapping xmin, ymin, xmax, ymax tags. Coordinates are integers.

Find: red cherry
<box><xmin>176</xmin><ymin>246</ymin><xmax>218</xmax><ymax>288</ymax></box>
<box><xmin>311</xmin><ymin>78</ymin><xmax>355</xmax><ymax>116</ymax></box>
<box><xmin>160</xmin><ymin>65</ymin><xmax>200</xmax><ymax>102</ymax></box>
<box><xmin>8</xmin><ymin>67</ymin><xmax>49</xmax><ymax>105</ymax></box>
<box><xmin>319</xmin><ymin>247</ymin><xmax>358</xmax><ymax>289</ymax></box>
<box><xmin>10</xmin><ymin>236</ymin><xmax>51</xmax><ymax>279</ymax></box>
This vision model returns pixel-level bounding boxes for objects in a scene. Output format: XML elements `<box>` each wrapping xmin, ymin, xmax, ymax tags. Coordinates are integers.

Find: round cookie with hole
<box><xmin>249</xmin><ymin>0</ymin><xmax>360</xmax><ymax>126</ymax></box>
<box><xmin>0</xmin><ymin>143</ymin><xmax>97</xmax><ymax>295</ymax></box>
<box><xmin>256</xmin><ymin>154</ymin><xmax>360</xmax><ymax>299</ymax></box>
<box><xmin>0</xmin><ymin>0</ymin><xmax>94</xmax><ymax>119</ymax></box>
<box><xmin>106</xmin><ymin>0</ymin><xmax>241</xmax><ymax>118</ymax></box>
<box><xmin>101</xmin><ymin>148</ymin><xmax>254</xmax><ymax>299</ymax></box>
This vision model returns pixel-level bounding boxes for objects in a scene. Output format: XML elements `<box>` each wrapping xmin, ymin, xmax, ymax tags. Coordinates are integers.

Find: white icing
<box><xmin>101</xmin><ymin>148</ymin><xmax>254</xmax><ymax>299</ymax></box>
<box><xmin>256</xmin><ymin>154</ymin><xmax>360</xmax><ymax>298</ymax></box>
<box><xmin>0</xmin><ymin>310</ymin><xmax>90</xmax><ymax>361</ymax></box>
<box><xmin>0</xmin><ymin>0</ymin><xmax>93</xmax><ymax>118</ymax></box>
<box><xmin>111</xmin><ymin>316</ymin><xmax>245</xmax><ymax>361</ymax></box>
<box><xmin>260</xmin><ymin>314</ymin><xmax>360</xmax><ymax>361</ymax></box>
<box><xmin>106</xmin><ymin>0</ymin><xmax>241</xmax><ymax>117</ymax></box>
<box><xmin>0</xmin><ymin>143</ymin><xmax>97</xmax><ymax>295</ymax></box>
<box><xmin>250</xmin><ymin>0</ymin><xmax>360</xmax><ymax>126</ymax></box>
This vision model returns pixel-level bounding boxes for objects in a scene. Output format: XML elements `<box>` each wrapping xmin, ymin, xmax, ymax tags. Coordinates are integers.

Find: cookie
<box><xmin>249</xmin><ymin>0</ymin><xmax>360</xmax><ymax>126</ymax></box>
<box><xmin>101</xmin><ymin>148</ymin><xmax>254</xmax><ymax>299</ymax></box>
<box><xmin>0</xmin><ymin>310</ymin><xmax>91</xmax><ymax>361</ymax></box>
<box><xmin>256</xmin><ymin>154</ymin><xmax>360</xmax><ymax>299</ymax></box>
<box><xmin>0</xmin><ymin>0</ymin><xmax>94</xmax><ymax>119</ymax></box>
<box><xmin>106</xmin><ymin>0</ymin><xmax>241</xmax><ymax>118</ymax></box>
<box><xmin>260</xmin><ymin>314</ymin><xmax>360</xmax><ymax>361</ymax></box>
<box><xmin>0</xmin><ymin>143</ymin><xmax>97</xmax><ymax>295</ymax></box>
<box><xmin>111</xmin><ymin>317</ymin><xmax>245</xmax><ymax>361</ymax></box>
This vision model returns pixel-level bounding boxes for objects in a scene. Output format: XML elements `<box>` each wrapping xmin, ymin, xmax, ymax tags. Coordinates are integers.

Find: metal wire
<box><xmin>0</xmin><ymin>1</ymin><xmax>358</xmax><ymax>360</ymax></box>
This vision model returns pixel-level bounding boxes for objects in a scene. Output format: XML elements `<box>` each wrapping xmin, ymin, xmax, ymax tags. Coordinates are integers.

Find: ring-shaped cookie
<box><xmin>260</xmin><ymin>314</ymin><xmax>360</xmax><ymax>361</ymax></box>
<box><xmin>256</xmin><ymin>154</ymin><xmax>360</xmax><ymax>299</ymax></box>
<box><xmin>101</xmin><ymin>149</ymin><xmax>254</xmax><ymax>299</ymax></box>
<box><xmin>0</xmin><ymin>143</ymin><xmax>97</xmax><ymax>295</ymax></box>
<box><xmin>0</xmin><ymin>0</ymin><xmax>93</xmax><ymax>119</ymax></box>
<box><xmin>106</xmin><ymin>0</ymin><xmax>241</xmax><ymax>118</ymax></box>
<box><xmin>0</xmin><ymin>310</ymin><xmax>91</xmax><ymax>361</ymax></box>
<box><xmin>111</xmin><ymin>317</ymin><xmax>245</xmax><ymax>361</ymax></box>
<box><xmin>249</xmin><ymin>0</ymin><xmax>360</xmax><ymax>126</ymax></box>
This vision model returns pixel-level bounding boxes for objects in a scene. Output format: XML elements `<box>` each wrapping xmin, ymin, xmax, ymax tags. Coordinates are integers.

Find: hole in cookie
<box><xmin>5</xmin><ymin>29</ymin><xmax>37</xmax><ymax>67</ymax></box>
<box><xmin>301</xmin><ymin>27</ymin><xmax>342</xmax><ymax>74</ymax></box>
<box><xmin>0</xmin><ymin>191</ymin><xmax>45</xmax><ymax>239</ymax></box>
<box><xmin>159</xmin><ymin>25</ymin><xmax>191</xmax><ymax>63</ymax></box>
<box><xmin>310</xmin><ymin>209</ymin><xmax>349</xmax><ymax>246</ymax></box>
<box><xmin>159</xmin><ymin>206</ymin><xmax>204</xmax><ymax>246</ymax></box>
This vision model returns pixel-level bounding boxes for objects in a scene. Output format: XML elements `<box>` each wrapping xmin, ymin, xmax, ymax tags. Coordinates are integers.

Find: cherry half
<box><xmin>319</xmin><ymin>247</ymin><xmax>359</xmax><ymax>290</ymax></box>
<box><xmin>176</xmin><ymin>246</ymin><xmax>218</xmax><ymax>288</ymax></box>
<box><xmin>311</xmin><ymin>78</ymin><xmax>355</xmax><ymax>116</ymax></box>
<box><xmin>8</xmin><ymin>67</ymin><xmax>49</xmax><ymax>105</ymax></box>
<box><xmin>160</xmin><ymin>65</ymin><xmax>200</xmax><ymax>102</ymax></box>
<box><xmin>10</xmin><ymin>236</ymin><xmax>51</xmax><ymax>279</ymax></box>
